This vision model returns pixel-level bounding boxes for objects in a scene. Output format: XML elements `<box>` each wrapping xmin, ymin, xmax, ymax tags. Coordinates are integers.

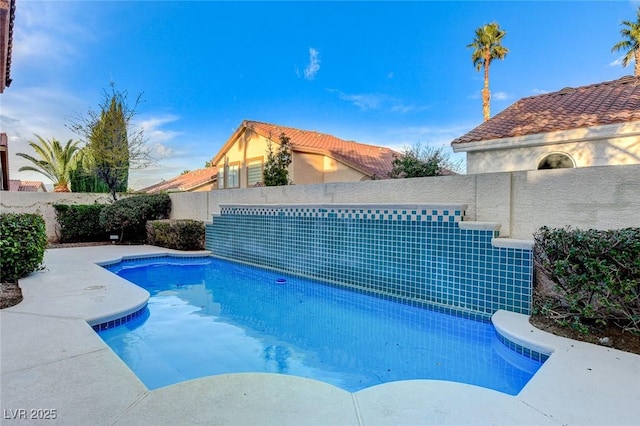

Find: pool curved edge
<box><xmin>89</xmin><ymin>251</ymin><xmax>213</xmax><ymax>329</ymax></box>
<box><xmin>491</xmin><ymin>310</ymin><xmax>556</xmax><ymax>358</ymax></box>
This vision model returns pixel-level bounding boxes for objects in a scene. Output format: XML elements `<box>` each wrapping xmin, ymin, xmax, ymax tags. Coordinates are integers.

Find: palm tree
<box><xmin>611</xmin><ymin>7</ymin><xmax>640</xmax><ymax>77</ymax></box>
<box><xmin>16</xmin><ymin>135</ymin><xmax>81</xmax><ymax>192</ymax></box>
<box><xmin>468</xmin><ymin>22</ymin><xmax>509</xmax><ymax>121</ymax></box>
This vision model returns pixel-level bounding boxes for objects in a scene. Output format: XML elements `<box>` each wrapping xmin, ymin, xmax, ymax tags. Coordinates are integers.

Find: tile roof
<box><xmin>9</xmin><ymin>179</ymin><xmax>47</xmax><ymax>192</ymax></box>
<box><xmin>452</xmin><ymin>75</ymin><xmax>640</xmax><ymax>145</ymax></box>
<box><xmin>0</xmin><ymin>0</ymin><xmax>15</xmax><ymax>92</ymax></box>
<box><xmin>244</xmin><ymin>120</ymin><xmax>400</xmax><ymax>179</ymax></box>
<box><xmin>139</xmin><ymin>167</ymin><xmax>218</xmax><ymax>193</ymax></box>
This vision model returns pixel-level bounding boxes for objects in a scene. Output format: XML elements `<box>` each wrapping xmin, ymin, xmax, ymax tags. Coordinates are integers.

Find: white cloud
<box><xmin>304</xmin><ymin>48</ymin><xmax>321</xmax><ymax>80</ymax></box>
<box><xmin>609</xmin><ymin>56</ymin><xmax>626</xmax><ymax>67</ymax></box>
<box><xmin>11</xmin><ymin>2</ymin><xmax>96</xmax><ymax>70</ymax></box>
<box><xmin>332</xmin><ymin>90</ymin><xmax>384</xmax><ymax>110</ymax></box>
<box><xmin>137</xmin><ymin>115</ymin><xmax>182</xmax><ymax>146</ymax></box>
<box><xmin>329</xmin><ymin>89</ymin><xmax>425</xmax><ymax>113</ymax></box>
<box><xmin>531</xmin><ymin>88</ymin><xmax>549</xmax><ymax>95</ymax></box>
<box><xmin>493</xmin><ymin>91</ymin><xmax>509</xmax><ymax>101</ymax></box>
<box><xmin>154</xmin><ymin>144</ymin><xmax>174</xmax><ymax>158</ymax></box>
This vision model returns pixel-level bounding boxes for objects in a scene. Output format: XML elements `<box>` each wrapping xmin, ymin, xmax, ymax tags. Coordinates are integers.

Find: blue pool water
<box><xmin>99</xmin><ymin>256</ymin><xmax>543</xmax><ymax>394</ymax></box>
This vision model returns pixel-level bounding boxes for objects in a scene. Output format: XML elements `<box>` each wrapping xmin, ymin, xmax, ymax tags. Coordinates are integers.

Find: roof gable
<box><xmin>140</xmin><ymin>167</ymin><xmax>218</xmax><ymax>193</ymax></box>
<box><xmin>452</xmin><ymin>76</ymin><xmax>640</xmax><ymax>145</ymax></box>
<box><xmin>239</xmin><ymin>120</ymin><xmax>399</xmax><ymax>178</ymax></box>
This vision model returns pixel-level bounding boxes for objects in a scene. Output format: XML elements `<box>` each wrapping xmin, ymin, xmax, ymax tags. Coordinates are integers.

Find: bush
<box><xmin>54</xmin><ymin>203</ymin><xmax>108</xmax><ymax>243</ymax></box>
<box><xmin>146</xmin><ymin>219</ymin><xmax>205</xmax><ymax>250</ymax></box>
<box><xmin>533</xmin><ymin>226</ymin><xmax>640</xmax><ymax>333</ymax></box>
<box><xmin>0</xmin><ymin>213</ymin><xmax>48</xmax><ymax>282</ymax></box>
<box><xmin>99</xmin><ymin>194</ymin><xmax>171</xmax><ymax>243</ymax></box>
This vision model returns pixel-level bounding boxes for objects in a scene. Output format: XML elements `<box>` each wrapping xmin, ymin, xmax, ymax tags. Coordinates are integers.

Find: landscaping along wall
<box><xmin>0</xmin><ymin>192</ymin><xmax>114</xmax><ymax>241</ymax></box>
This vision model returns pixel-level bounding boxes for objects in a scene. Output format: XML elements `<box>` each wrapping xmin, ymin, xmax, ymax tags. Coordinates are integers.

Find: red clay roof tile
<box><xmin>140</xmin><ymin>167</ymin><xmax>218</xmax><ymax>193</ymax></box>
<box><xmin>452</xmin><ymin>75</ymin><xmax>640</xmax><ymax>145</ymax></box>
<box><xmin>8</xmin><ymin>179</ymin><xmax>46</xmax><ymax>192</ymax></box>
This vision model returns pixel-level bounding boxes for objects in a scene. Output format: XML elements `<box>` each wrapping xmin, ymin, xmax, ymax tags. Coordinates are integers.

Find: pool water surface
<box><xmin>99</xmin><ymin>256</ymin><xmax>543</xmax><ymax>394</ymax></box>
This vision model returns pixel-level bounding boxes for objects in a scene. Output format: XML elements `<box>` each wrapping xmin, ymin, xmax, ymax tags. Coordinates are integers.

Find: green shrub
<box><xmin>54</xmin><ymin>203</ymin><xmax>108</xmax><ymax>243</ymax></box>
<box><xmin>533</xmin><ymin>226</ymin><xmax>640</xmax><ymax>333</ymax></box>
<box><xmin>0</xmin><ymin>213</ymin><xmax>48</xmax><ymax>282</ymax></box>
<box><xmin>146</xmin><ymin>219</ymin><xmax>205</xmax><ymax>250</ymax></box>
<box><xmin>99</xmin><ymin>194</ymin><xmax>171</xmax><ymax>243</ymax></box>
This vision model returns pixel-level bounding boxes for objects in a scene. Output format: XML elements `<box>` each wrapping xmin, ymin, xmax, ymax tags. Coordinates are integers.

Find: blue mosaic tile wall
<box><xmin>205</xmin><ymin>205</ymin><xmax>532</xmax><ymax>318</ymax></box>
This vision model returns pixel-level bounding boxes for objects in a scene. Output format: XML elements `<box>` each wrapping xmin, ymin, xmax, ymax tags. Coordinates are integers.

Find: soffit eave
<box><xmin>452</xmin><ymin>121</ymin><xmax>640</xmax><ymax>153</ymax></box>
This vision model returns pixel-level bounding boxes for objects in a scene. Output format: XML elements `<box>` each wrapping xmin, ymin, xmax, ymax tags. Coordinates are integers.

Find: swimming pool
<box><xmin>99</xmin><ymin>256</ymin><xmax>544</xmax><ymax>394</ymax></box>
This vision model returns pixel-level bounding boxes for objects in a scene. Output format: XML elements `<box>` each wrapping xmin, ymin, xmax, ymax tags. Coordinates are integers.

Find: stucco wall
<box><xmin>0</xmin><ymin>192</ymin><xmax>114</xmax><ymax>241</ymax></box>
<box><xmin>467</xmin><ymin>136</ymin><xmax>640</xmax><ymax>174</ymax></box>
<box><xmin>292</xmin><ymin>152</ymin><xmax>324</xmax><ymax>184</ymax></box>
<box><xmin>3</xmin><ymin>164</ymin><xmax>639</xmax><ymax>241</ymax></box>
<box><xmin>510</xmin><ymin>165</ymin><xmax>640</xmax><ymax>238</ymax></box>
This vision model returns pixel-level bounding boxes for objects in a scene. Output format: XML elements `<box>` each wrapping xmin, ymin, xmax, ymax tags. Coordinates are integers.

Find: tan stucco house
<box><xmin>452</xmin><ymin>76</ymin><xmax>640</xmax><ymax>174</ymax></box>
<box><xmin>212</xmin><ymin>120</ymin><xmax>399</xmax><ymax>189</ymax></box>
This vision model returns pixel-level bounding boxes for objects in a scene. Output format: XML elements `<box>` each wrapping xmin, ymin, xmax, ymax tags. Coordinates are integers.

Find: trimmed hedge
<box><xmin>53</xmin><ymin>203</ymin><xmax>108</xmax><ymax>243</ymax></box>
<box><xmin>0</xmin><ymin>213</ymin><xmax>48</xmax><ymax>282</ymax></box>
<box><xmin>99</xmin><ymin>194</ymin><xmax>171</xmax><ymax>243</ymax></box>
<box><xmin>533</xmin><ymin>226</ymin><xmax>640</xmax><ymax>333</ymax></box>
<box><xmin>146</xmin><ymin>219</ymin><xmax>205</xmax><ymax>251</ymax></box>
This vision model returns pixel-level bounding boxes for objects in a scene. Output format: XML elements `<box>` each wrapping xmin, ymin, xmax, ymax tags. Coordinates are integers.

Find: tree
<box><xmin>16</xmin><ymin>135</ymin><xmax>81</xmax><ymax>192</ymax></box>
<box><xmin>612</xmin><ymin>7</ymin><xmax>640</xmax><ymax>77</ymax></box>
<box><xmin>263</xmin><ymin>132</ymin><xmax>292</xmax><ymax>186</ymax></box>
<box><xmin>468</xmin><ymin>22</ymin><xmax>509</xmax><ymax>121</ymax></box>
<box><xmin>389</xmin><ymin>143</ymin><xmax>462</xmax><ymax>178</ymax></box>
<box><xmin>69</xmin><ymin>161</ymin><xmax>111</xmax><ymax>193</ymax></box>
<box><xmin>69</xmin><ymin>84</ymin><xmax>152</xmax><ymax>201</ymax></box>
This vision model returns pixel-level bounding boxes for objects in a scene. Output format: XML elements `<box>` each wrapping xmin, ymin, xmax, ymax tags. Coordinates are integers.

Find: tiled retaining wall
<box><xmin>206</xmin><ymin>204</ymin><xmax>533</xmax><ymax>318</ymax></box>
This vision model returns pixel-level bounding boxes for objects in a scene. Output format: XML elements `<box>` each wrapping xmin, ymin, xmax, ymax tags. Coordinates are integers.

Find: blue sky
<box><xmin>3</xmin><ymin>0</ymin><xmax>639</xmax><ymax>189</ymax></box>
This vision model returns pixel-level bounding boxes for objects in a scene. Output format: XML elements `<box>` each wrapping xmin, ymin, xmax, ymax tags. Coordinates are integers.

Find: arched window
<box><xmin>537</xmin><ymin>153</ymin><xmax>575</xmax><ymax>170</ymax></box>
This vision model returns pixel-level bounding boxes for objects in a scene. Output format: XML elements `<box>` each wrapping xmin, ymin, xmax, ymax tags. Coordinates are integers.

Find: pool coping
<box><xmin>1</xmin><ymin>245</ymin><xmax>639</xmax><ymax>425</ymax></box>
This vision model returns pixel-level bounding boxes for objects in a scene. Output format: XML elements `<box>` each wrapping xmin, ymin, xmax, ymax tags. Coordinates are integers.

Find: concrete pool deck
<box><xmin>1</xmin><ymin>245</ymin><xmax>639</xmax><ymax>425</ymax></box>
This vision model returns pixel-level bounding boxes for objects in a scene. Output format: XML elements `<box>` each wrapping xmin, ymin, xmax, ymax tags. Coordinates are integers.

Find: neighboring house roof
<box><xmin>452</xmin><ymin>75</ymin><xmax>640</xmax><ymax>146</ymax></box>
<box><xmin>0</xmin><ymin>0</ymin><xmax>16</xmax><ymax>92</ymax></box>
<box><xmin>219</xmin><ymin>120</ymin><xmax>400</xmax><ymax>179</ymax></box>
<box><xmin>9</xmin><ymin>179</ymin><xmax>47</xmax><ymax>192</ymax></box>
<box><xmin>139</xmin><ymin>167</ymin><xmax>218</xmax><ymax>193</ymax></box>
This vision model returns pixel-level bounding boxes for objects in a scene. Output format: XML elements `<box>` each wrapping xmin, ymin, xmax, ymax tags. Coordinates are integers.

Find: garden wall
<box><xmin>0</xmin><ymin>192</ymin><xmax>114</xmax><ymax>241</ymax></box>
<box><xmin>2</xmin><ymin>164</ymin><xmax>639</xmax><ymax>241</ymax></box>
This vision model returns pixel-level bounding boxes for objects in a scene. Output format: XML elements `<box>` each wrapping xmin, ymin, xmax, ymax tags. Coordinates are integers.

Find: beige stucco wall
<box><xmin>509</xmin><ymin>165</ymin><xmax>640</xmax><ymax>238</ymax></box>
<box><xmin>462</xmin><ymin>122</ymin><xmax>640</xmax><ymax>174</ymax></box>
<box><xmin>168</xmin><ymin>192</ymin><xmax>211</xmax><ymax>222</ymax></box>
<box><xmin>467</xmin><ymin>136</ymin><xmax>640</xmax><ymax>174</ymax></box>
<box><xmin>292</xmin><ymin>152</ymin><xmax>324</xmax><ymax>184</ymax></box>
<box><xmin>322</xmin><ymin>157</ymin><xmax>368</xmax><ymax>183</ymax></box>
<box><xmin>3</xmin><ymin>164</ymin><xmax>639</xmax><ymax>241</ymax></box>
<box><xmin>0</xmin><ymin>192</ymin><xmax>114</xmax><ymax>241</ymax></box>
